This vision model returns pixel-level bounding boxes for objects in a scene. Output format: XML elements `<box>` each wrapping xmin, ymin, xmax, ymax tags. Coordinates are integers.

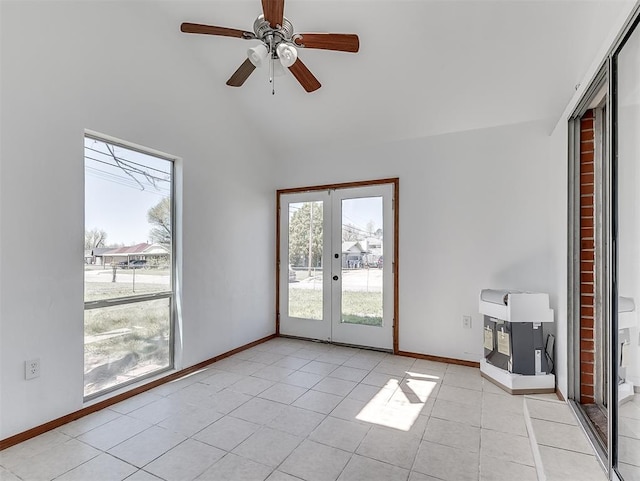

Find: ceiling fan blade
<box><xmin>288</xmin><ymin>58</ymin><xmax>321</xmax><ymax>93</ymax></box>
<box><xmin>261</xmin><ymin>0</ymin><xmax>285</xmax><ymax>28</ymax></box>
<box><xmin>293</xmin><ymin>33</ymin><xmax>359</xmax><ymax>53</ymax></box>
<box><xmin>181</xmin><ymin>22</ymin><xmax>253</xmax><ymax>39</ymax></box>
<box><xmin>226</xmin><ymin>59</ymin><xmax>256</xmax><ymax>87</ymax></box>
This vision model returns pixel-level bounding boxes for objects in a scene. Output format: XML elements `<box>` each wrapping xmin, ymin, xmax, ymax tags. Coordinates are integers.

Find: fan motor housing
<box><xmin>253</xmin><ymin>15</ymin><xmax>294</xmax><ymax>43</ymax></box>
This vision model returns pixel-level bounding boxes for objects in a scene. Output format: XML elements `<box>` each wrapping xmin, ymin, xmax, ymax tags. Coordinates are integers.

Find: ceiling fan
<box><xmin>180</xmin><ymin>0</ymin><xmax>359</xmax><ymax>93</ymax></box>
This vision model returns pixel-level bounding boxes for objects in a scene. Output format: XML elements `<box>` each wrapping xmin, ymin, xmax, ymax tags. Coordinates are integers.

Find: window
<box><xmin>84</xmin><ymin>133</ymin><xmax>175</xmax><ymax>399</ymax></box>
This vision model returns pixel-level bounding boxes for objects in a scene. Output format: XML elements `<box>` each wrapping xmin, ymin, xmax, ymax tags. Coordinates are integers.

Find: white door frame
<box><xmin>276</xmin><ymin>178</ymin><xmax>399</xmax><ymax>353</ymax></box>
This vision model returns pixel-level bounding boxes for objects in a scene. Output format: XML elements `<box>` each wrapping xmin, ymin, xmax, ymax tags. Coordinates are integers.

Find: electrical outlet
<box><xmin>25</xmin><ymin>358</ymin><xmax>40</xmax><ymax>380</ymax></box>
<box><xmin>463</xmin><ymin>316</ymin><xmax>472</xmax><ymax>329</ymax></box>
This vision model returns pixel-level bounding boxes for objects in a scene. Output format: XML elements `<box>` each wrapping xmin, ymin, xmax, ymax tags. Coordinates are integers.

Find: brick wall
<box><xmin>580</xmin><ymin>109</ymin><xmax>596</xmax><ymax>404</ymax></box>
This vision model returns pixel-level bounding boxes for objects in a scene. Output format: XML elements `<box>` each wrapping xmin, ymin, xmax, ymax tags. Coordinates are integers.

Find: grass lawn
<box><xmin>289</xmin><ymin>288</ymin><xmax>383</xmax><ymax>326</ymax></box>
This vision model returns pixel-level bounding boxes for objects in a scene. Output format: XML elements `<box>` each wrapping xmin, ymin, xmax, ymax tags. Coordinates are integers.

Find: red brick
<box><xmin>581</xmin><ymin>239</ymin><xmax>594</xmax><ymax>251</ymax></box>
<box><xmin>581</xmin><ymin>151</ymin><xmax>594</xmax><ymax>163</ymax></box>
<box><xmin>581</xmin><ymin>340</ymin><xmax>595</xmax><ymax>351</ymax></box>
<box><xmin>581</xmin><ymin>327</ymin><xmax>594</xmax><ymax>340</ymax></box>
<box><xmin>581</xmin><ymin>130</ymin><xmax>595</xmax><ymax>142</ymax></box>
<box><xmin>581</xmin><ymin>384</ymin><xmax>595</xmax><ymax>397</ymax></box>
<box><xmin>580</xmin><ymin>118</ymin><xmax>594</xmax><ymax>132</ymax></box>
<box><xmin>581</xmin><ymin>351</ymin><xmax>595</xmax><ymax>362</ymax></box>
<box><xmin>581</xmin><ymin>217</ymin><xmax>594</xmax><ymax>228</ymax></box>
<box><xmin>580</xmin><ymin>305</ymin><xmax>594</xmax><ymax>317</ymax></box>
<box><xmin>581</xmin><ymin>372</ymin><xmax>594</xmax><ymax>385</ymax></box>
<box><xmin>580</xmin><ymin>227</ymin><xmax>594</xmax><ymax>239</ymax></box>
<box><xmin>581</xmin><ymin>318</ymin><xmax>594</xmax><ymax>329</ymax></box>
<box><xmin>581</xmin><ymin>282</ymin><xmax>594</xmax><ymax>294</ymax></box>
<box><xmin>582</xmin><ymin>110</ymin><xmax>595</xmax><ymax>120</ymax></box>
<box><xmin>581</xmin><ymin>161</ymin><xmax>595</xmax><ymax>173</ymax></box>
<box><xmin>580</xmin><ymin>183</ymin><xmax>594</xmax><ymax>195</ymax></box>
<box><xmin>581</xmin><ymin>395</ymin><xmax>595</xmax><ymax>404</ymax></box>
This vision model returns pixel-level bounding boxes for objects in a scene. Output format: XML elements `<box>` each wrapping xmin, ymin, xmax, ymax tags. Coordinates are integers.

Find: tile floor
<box><xmin>0</xmin><ymin>338</ymin><xmax>607</xmax><ymax>481</ymax></box>
<box><xmin>618</xmin><ymin>395</ymin><xmax>640</xmax><ymax>480</ymax></box>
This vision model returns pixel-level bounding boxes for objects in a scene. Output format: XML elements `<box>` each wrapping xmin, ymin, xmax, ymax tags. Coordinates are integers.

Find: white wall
<box><xmin>275</xmin><ymin>120</ymin><xmax>561</xmax><ymax>362</ymax></box>
<box><xmin>0</xmin><ymin>1</ymin><xmax>275</xmax><ymax>439</ymax></box>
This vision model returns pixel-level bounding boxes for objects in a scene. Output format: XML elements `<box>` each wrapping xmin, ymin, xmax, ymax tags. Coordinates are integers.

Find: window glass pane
<box><xmin>84</xmin><ymin>298</ymin><xmax>171</xmax><ymax>396</ymax></box>
<box><xmin>84</xmin><ymin>137</ymin><xmax>172</xmax><ymax>302</ymax></box>
<box><xmin>288</xmin><ymin>201</ymin><xmax>323</xmax><ymax>320</ymax></box>
<box><xmin>84</xmin><ymin>135</ymin><xmax>173</xmax><ymax>398</ymax></box>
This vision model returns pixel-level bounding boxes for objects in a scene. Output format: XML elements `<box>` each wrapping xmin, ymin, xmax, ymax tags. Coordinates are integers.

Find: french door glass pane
<box><xmin>288</xmin><ymin>201</ymin><xmax>323</xmax><ymax>320</ymax></box>
<box><xmin>84</xmin><ymin>298</ymin><xmax>171</xmax><ymax>396</ymax></box>
<box><xmin>341</xmin><ymin>197</ymin><xmax>383</xmax><ymax>326</ymax></box>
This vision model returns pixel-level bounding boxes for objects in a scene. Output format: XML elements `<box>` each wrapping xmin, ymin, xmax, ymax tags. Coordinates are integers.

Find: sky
<box><xmin>84</xmin><ymin>137</ymin><xmax>172</xmax><ymax>246</ymax></box>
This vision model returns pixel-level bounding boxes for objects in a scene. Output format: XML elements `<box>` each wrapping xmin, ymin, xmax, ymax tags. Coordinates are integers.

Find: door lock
<box><xmin>333</xmin><ymin>275</ymin><xmax>339</xmax><ymax>281</ymax></box>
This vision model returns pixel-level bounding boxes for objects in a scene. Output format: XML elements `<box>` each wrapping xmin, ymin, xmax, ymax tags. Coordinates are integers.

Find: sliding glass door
<box><xmin>614</xmin><ymin>19</ymin><xmax>640</xmax><ymax>480</ymax></box>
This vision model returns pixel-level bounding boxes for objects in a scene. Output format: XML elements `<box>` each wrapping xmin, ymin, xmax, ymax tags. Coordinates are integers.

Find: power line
<box><xmin>85</xmin><ymin>144</ymin><xmax>171</xmax><ymax>176</ymax></box>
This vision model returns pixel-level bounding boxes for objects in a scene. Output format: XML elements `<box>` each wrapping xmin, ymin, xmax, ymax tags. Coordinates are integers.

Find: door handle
<box><xmin>333</xmin><ymin>275</ymin><xmax>339</xmax><ymax>281</ymax></box>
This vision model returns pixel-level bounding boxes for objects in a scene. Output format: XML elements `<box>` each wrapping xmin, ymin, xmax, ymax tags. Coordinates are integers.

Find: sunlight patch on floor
<box><xmin>356</xmin><ymin>373</ymin><xmax>439</xmax><ymax>431</ymax></box>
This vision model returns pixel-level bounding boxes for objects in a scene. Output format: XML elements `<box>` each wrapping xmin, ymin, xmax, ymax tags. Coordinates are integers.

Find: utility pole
<box><xmin>307</xmin><ymin>202</ymin><xmax>314</xmax><ymax>277</ymax></box>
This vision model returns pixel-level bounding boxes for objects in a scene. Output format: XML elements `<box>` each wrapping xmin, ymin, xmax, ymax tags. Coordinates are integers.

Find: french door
<box><xmin>278</xmin><ymin>182</ymin><xmax>396</xmax><ymax>351</ymax></box>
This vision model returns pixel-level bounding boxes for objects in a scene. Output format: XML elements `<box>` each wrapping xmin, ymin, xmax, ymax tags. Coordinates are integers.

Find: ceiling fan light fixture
<box><xmin>247</xmin><ymin>44</ymin><xmax>269</xmax><ymax>67</ymax></box>
<box><xmin>276</xmin><ymin>43</ymin><xmax>297</xmax><ymax>68</ymax></box>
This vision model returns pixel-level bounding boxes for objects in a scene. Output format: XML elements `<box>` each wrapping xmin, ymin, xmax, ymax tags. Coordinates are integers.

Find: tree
<box><xmin>85</xmin><ymin>228</ymin><xmax>107</xmax><ymax>250</ymax></box>
<box><xmin>148</xmin><ymin>197</ymin><xmax>171</xmax><ymax>244</ymax></box>
<box><xmin>288</xmin><ymin>202</ymin><xmax>323</xmax><ymax>268</ymax></box>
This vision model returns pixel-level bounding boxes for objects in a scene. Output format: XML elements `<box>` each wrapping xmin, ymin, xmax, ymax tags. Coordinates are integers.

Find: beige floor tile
<box><xmin>55</xmin><ymin>453</ymin><xmax>136</xmax><ymax>481</ymax></box>
<box><xmin>0</xmin><ymin>430</ymin><xmax>71</xmax><ymax>469</ymax></box>
<box><xmin>330</xmin><ymin>366</ymin><xmax>370</xmax><ymax>383</ymax></box>
<box><xmin>525</xmin><ymin>397</ymin><xmax>577</xmax><ymax>425</ymax></box>
<box><xmin>313</xmin><ymin>377</ymin><xmax>358</xmax><ymax>396</ymax></box>
<box><xmin>283</xmin><ymin>370</ymin><xmax>324</xmax><ymax>388</ymax></box>
<box><xmin>538</xmin><ymin>445</ymin><xmax>606</xmax><ymax>481</ymax></box>
<box><xmin>356</xmin><ymin>425</ymin><xmax>421</xmax><ymax>469</ymax></box>
<box><xmin>145</xmin><ymin>439</ymin><xmax>225</xmax><ymax>481</ymax></box>
<box><xmin>424</xmin><ymin>417</ymin><xmax>481</xmax><ymax>453</ymax></box>
<box><xmin>531</xmin><ymin>418</ymin><xmax>593</xmax><ymax>454</ymax></box>
<box><xmin>257</xmin><ymin>382</ymin><xmax>308</xmax><ymax>404</ymax></box>
<box><xmin>299</xmin><ymin>360</ymin><xmax>340</xmax><ymax>376</ymax></box>
<box><xmin>309</xmin><ymin>416</ymin><xmax>371</xmax><ymax>452</ymax></box>
<box><xmin>432</xmin><ymin>398</ymin><xmax>481</xmax><ymax>427</ymax></box>
<box><xmin>77</xmin><ymin>415</ymin><xmax>152</xmax><ymax>451</ymax></box>
<box><xmin>194</xmin><ymin>415</ymin><xmax>260</xmax><ymax>451</ymax></box>
<box><xmin>196</xmin><ymin>453</ymin><xmax>272</xmax><ymax>481</ymax></box>
<box><xmin>107</xmin><ymin>426</ymin><xmax>186</xmax><ymax>468</ymax></box>
<box><xmin>229</xmin><ymin>376</ymin><xmax>275</xmax><ymax>396</ymax></box>
<box><xmin>481</xmin><ymin>408</ymin><xmax>527</xmax><ymax>437</ymax></box>
<box><xmin>338</xmin><ymin>454</ymin><xmax>409</xmax><ymax>481</ymax></box>
<box><xmin>57</xmin><ymin>409</ymin><xmax>121</xmax><ymax>438</ymax></box>
<box><xmin>158</xmin><ymin>404</ymin><xmax>224</xmax><ymax>437</ymax></box>
<box><xmin>293</xmin><ymin>389</ymin><xmax>344</xmax><ymax>414</ymax></box>
<box><xmin>232</xmin><ymin>427</ymin><xmax>302</xmax><ymax>467</ymax></box>
<box><xmin>9</xmin><ymin>439</ymin><xmax>100</xmax><ymax>481</ymax></box>
<box><xmin>274</xmin><ymin>356</ymin><xmax>312</xmax><ymax>370</ymax></box>
<box><xmin>229</xmin><ymin>397</ymin><xmax>286</xmax><ymax>424</ymax></box>
<box><xmin>480</xmin><ymin>429</ymin><xmax>533</xmax><ymax>466</ymax></box>
<box><xmin>437</xmin><ymin>384</ymin><xmax>483</xmax><ymax>406</ymax></box>
<box><xmin>482</xmin><ymin>392</ymin><xmax>524</xmax><ymax>415</ymax></box>
<box><xmin>413</xmin><ymin>440</ymin><xmax>479</xmax><ymax>481</ymax></box>
<box><xmin>267</xmin><ymin>404</ymin><xmax>326</xmax><ymax>437</ymax></box>
<box><xmin>280</xmin><ymin>439</ymin><xmax>352</xmax><ymax>481</ymax></box>
<box><xmin>479</xmin><ymin>454</ymin><xmax>537</xmax><ymax>481</ymax></box>
<box><xmin>442</xmin><ymin>371</ymin><xmax>483</xmax><ymax>392</ymax></box>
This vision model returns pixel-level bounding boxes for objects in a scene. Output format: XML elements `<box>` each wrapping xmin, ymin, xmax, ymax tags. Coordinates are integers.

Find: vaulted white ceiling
<box><xmin>157</xmin><ymin>0</ymin><xmax>632</xmax><ymax>157</ymax></box>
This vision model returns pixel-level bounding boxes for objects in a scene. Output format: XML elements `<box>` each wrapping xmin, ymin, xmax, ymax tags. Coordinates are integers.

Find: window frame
<box><xmin>83</xmin><ymin>131</ymin><xmax>177</xmax><ymax>401</ymax></box>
